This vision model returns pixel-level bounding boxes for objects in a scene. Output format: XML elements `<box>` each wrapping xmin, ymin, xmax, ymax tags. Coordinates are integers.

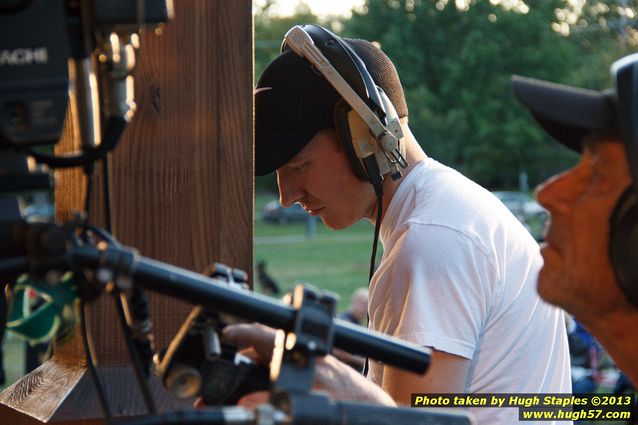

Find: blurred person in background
<box><xmin>337</xmin><ymin>287</ymin><xmax>368</xmax><ymax>326</ymax></box>
<box><xmin>565</xmin><ymin>315</ymin><xmax>601</xmax><ymax>395</ymax></box>
<box><xmin>334</xmin><ymin>288</ymin><xmax>368</xmax><ymax>371</ymax></box>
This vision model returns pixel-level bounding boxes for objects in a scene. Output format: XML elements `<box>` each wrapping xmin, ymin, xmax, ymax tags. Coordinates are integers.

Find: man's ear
<box><xmin>321</xmin><ymin>129</ymin><xmax>344</xmax><ymax>152</ymax></box>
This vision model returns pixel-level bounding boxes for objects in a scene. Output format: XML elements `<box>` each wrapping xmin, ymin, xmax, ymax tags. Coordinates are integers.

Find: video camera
<box><xmin>0</xmin><ymin>0</ymin><xmax>173</xmax><ymax>223</ymax></box>
<box><xmin>0</xmin><ymin>0</ymin><xmax>173</xmax><ymax>408</ymax></box>
<box><xmin>0</xmin><ymin>0</ymin><xmax>173</xmax><ymax>352</ymax></box>
<box><xmin>1</xmin><ymin>0</ymin><xmax>172</xmax><ymax>149</ymax></box>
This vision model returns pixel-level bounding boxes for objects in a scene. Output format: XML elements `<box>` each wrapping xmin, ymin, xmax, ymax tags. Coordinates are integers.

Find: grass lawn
<box><xmin>254</xmin><ymin>192</ymin><xmax>379</xmax><ymax>312</ymax></box>
<box><xmin>1</xmin><ymin>336</ymin><xmax>24</xmax><ymax>390</ymax></box>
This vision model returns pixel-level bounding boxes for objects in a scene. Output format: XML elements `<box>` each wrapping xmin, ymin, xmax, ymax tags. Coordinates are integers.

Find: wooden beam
<box><xmin>0</xmin><ymin>1</ymin><xmax>253</xmax><ymax>422</ymax></box>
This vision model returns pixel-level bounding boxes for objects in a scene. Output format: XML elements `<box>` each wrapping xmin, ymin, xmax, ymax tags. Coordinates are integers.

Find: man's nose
<box><xmin>536</xmin><ymin>167</ymin><xmax>587</xmax><ymax>215</ymax></box>
<box><xmin>277</xmin><ymin>170</ymin><xmax>304</xmax><ymax>208</ymax></box>
<box><xmin>536</xmin><ymin>176</ymin><xmax>566</xmax><ymax>215</ymax></box>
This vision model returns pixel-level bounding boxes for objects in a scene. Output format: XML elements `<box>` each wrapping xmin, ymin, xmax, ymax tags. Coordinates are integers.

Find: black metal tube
<box><xmin>333</xmin><ymin>319</ymin><xmax>431</xmax><ymax>374</ymax></box>
<box><xmin>72</xmin><ymin>244</ymin><xmax>430</xmax><ymax>374</ymax></box>
<box><xmin>134</xmin><ymin>256</ymin><xmax>294</xmax><ymax>329</ymax></box>
<box><xmin>334</xmin><ymin>400</ymin><xmax>473</xmax><ymax>425</ymax></box>
<box><xmin>111</xmin><ymin>409</ymin><xmax>233</xmax><ymax>425</ymax></box>
<box><xmin>0</xmin><ymin>256</ymin><xmax>28</xmax><ymax>276</ymax></box>
<box><xmin>279</xmin><ymin>393</ymin><xmax>474</xmax><ymax>425</ymax></box>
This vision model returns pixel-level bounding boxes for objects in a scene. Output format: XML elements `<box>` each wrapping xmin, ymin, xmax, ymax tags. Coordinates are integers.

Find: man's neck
<box><xmin>369</xmin><ymin>126</ymin><xmax>425</xmax><ymax>225</ymax></box>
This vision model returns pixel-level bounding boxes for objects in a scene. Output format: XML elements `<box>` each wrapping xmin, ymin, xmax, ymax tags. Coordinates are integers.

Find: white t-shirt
<box><xmin>368</xmin><ymin>157</ymin><xmax>571</xmax><ymax>424</ymax></box>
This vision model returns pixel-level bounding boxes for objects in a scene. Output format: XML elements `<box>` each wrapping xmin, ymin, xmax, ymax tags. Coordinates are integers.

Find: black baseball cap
<box><xmin>255</xmin><ymin>30</ymin><xmax>408</xmax><ymax>176</ymax></box>
<box><xmin>512</xmin><ymin>75</ymin><xmax>619</xmax><ymax>151</ymax></box>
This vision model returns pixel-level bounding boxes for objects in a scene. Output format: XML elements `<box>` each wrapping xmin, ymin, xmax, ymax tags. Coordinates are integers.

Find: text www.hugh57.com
<box><xmin>520</xmin><ymin>408</ymin><xmax>632</xmax><ymax>421</ymax></box>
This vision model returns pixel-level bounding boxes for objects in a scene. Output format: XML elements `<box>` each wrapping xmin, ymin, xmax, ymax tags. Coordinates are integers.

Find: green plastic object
<box><xmin>7</xmin><ymin>273</ymin><xmax>79</xmax><ymax>345</ymax></box>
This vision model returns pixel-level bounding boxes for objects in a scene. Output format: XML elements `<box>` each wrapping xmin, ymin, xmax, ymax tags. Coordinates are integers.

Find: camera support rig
<box><xmin>1</xmin><ymin>220</ymin><xmax>474</xmax><ymax>425</ymax></box>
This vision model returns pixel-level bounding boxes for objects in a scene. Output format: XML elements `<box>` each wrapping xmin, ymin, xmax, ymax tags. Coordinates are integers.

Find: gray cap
<box><xmin>512</xmin><ymin>75</ymin><xmax>619</xmax><ymax>151</ymax></box>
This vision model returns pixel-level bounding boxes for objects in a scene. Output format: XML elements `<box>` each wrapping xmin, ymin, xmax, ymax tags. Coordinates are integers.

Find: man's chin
<box><xmin>320</xmin><ymin>215</ymin><xmax>353</xmax><ymax>231</ymax></box>
<box><xmin>536</xmin><ymin>266</ymin><xmax>565</xmax><ymax>307</ymax></box>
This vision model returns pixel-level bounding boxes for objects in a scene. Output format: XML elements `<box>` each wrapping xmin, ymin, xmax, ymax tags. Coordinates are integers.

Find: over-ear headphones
<box><xmin>280</xmin><ymin>24</ymin><xmax>410</xmax><ymax>306</ymax></box>
<box><xmin>609</xmin><ymin>54</ymin><xmax>638</xmax><ymax>307</ymax></box>
<box><xmin>280</xmin><ymin>24</ymin><xmax>408</xmax><ymax>192</ymax></box>
<box><xmin>609</xmin><ymin>188</ymin><xmax>638</xmax><ymax>306</ymax></box>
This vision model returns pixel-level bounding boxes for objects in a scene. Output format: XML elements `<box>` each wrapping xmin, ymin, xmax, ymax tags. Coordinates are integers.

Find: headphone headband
<box><xmin>282</xmin><ymin>24</ymin><xmax>407</xmax><ymax>179</ymax></box>
<box><xmin>607</xmin><ymin>54</ymin><xmax>638</xmax><ymax>308</ymax></box>
<box><xmin>613</xmin><ymin>53</ymin><xmax>638</xmax><ymax>195</ymax></box>
<box><xmin>281</xmin><ymin>24</ymin><xmax>386</xmax><ymax>120</ymax></box>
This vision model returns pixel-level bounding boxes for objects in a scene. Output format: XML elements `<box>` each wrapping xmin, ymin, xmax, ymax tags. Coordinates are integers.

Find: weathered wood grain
<box><xmin>0</xmin><ymin>1</ymin><xmax>253</xmax><ymax>423</ymax></box>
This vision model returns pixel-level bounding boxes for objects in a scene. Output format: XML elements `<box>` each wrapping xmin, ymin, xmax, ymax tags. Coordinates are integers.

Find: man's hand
<box><xmin>223</xmin><ymin>322</ymin><xmax>277</xmax><ymax>364</ymax></box>
<box><xmin>221</xmin><ymin>323</ymin><xmax>396</xmax><ymax>406</ymax></box>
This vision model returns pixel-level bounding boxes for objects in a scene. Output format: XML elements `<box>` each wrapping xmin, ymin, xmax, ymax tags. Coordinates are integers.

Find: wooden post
<box><xmin>0</xmin><ymin>1</ymin><xmax>253</xmax><ymax>423</ymax></box>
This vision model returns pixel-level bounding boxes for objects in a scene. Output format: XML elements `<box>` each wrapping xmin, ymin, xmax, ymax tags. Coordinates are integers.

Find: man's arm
<box><xmin>332</xmin><ymin>347</ymin><xmax>365</xmax><ymax>370</ymax></box>
<box><xmin>380</xmin><ymin>349</ymin><xmax>470</xmax><ymax>406</ymax></box>
<box><xmin>314</xmin><ymin>355</ymin><xmax>396</xmax><ymax>405</ymax></box>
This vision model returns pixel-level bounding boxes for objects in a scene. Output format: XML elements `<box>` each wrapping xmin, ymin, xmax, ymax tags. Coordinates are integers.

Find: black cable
<box><xmin>114</xmin><ymin>294</ymin><xmax>158</xmax><ymax>414</ymax></box>
<box><xmin>84</xmin><ymin>163</ymin><xmax>94</xmax><ymax>217</ymax></box>
<box><xmin>125</xmin><ymin>287</ymin><xmax>155</xmax><ymax>378</ymax></box>
<box><xmin>25</xmin><ymin>117</ymin><xmax>127</xmax><ymax>169</ymax></box>
<box><xmin>102</xmin><ymin>156</ymin><xmax>112</xmax><ymax>233</ymax></box>
<box><xmin>362</xmin><ymin>158</ymin><xmax>385</xmax><ymax>377</ymax></box>
<box><xmin>101</xmin><ymin>142</ymin><xmax>157</xmax><ymax>414</ymax></box>
<box><xmin>363</xmin><ymin>193</ymin><xmax>383</xmax><ymax>378</ymax></box>
<box><xmin>80</xmin><ymin>299</ymin><xmax>114</xmax><ymax>424</ymax></box>
<box><xmin>368</xmin><ymin>193</ymin><xmax>383</xmax><ymax>283</ymax></box>
<box><xmin>80</xmin><ymin>172</ymin><xmax>114</xmax><ymax>423</ymax></box>
<box><xmin>365</xmin><ymin>156</ymin><xmax>384</xmax><ymax>284</ymax></box>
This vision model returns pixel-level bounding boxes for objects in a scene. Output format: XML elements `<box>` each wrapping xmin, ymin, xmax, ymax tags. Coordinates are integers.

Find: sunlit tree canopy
<box><xmin>254</xmin><ymin>0</ymin><xmax>638</xmax><ymax>189</ymax></box>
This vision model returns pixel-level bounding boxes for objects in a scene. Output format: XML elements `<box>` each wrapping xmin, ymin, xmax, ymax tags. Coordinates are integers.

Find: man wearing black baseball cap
<box><xmin>229</xmin><ymin>25</ymin><xmax>571</xmax><ymax>423</ymax></box>
<box><xmin>513</xmin><ymin>54</ymin><xmax>638</xmax><ymax>385</ymax></box>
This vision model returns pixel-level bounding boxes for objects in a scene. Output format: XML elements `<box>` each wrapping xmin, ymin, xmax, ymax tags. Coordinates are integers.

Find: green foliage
<box><xmin>254</xmin><ymin>193</ymin><xmax>374</xmax><ymax>311</ymax></box>
<box><xmin>254</xmin><ymin>2</ymin><xmax>340</xmax><ymax>80</ymax></box>
<box><xmin>345</xmin><ymin>0</ymin><xmax>581</xmax><ymax>188</ymax></box>
<box><xmin>253</xmin><ymin>0</ymin><xmax>637</xmax><ymax>188</ymax></box>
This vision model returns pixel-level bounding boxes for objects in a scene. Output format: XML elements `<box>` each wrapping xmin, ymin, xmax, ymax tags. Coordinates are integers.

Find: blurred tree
<box><xmin>254</xmin><ymin>2</ymin><xmax>342</xmax><ymax>79</ymax></box>
<box><xmin>557</xmin><ymin>0</ymin><xmax>638</xmax><ymax>89</ymax></box>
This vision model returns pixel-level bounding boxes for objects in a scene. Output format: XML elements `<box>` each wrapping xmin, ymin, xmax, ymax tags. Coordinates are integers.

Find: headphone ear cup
<box><xmin>609</xmin><ymin>187</ymin><xmax>638</xmax><ymax>307</ymax></box>
<box><xmin>333</xmin><ymin>99</ymin><xmax>369</xmax><ymax>181</ymax></box>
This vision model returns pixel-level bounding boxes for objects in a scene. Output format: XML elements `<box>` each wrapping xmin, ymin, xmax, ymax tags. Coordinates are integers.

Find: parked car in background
<box><xmin>261</xmin><ymin>200</ymin><xmax>309</xmax><ymax>224</ymax></box>
<box><xmin>492</xmin><ymin>191</ymin><xmax>548</xmax><ymax>241</ymax></box>
<box><xmin>492</xmin><ymin>191</ymin><xmax>546</xmax><ymax>217</ymax></box>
